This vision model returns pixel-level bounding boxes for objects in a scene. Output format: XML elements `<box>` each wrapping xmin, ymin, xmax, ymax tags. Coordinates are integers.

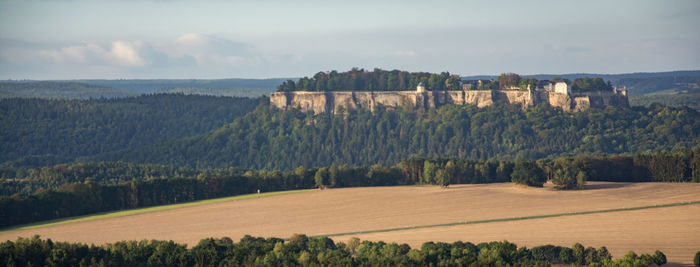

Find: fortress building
<box><xmin>270</xmin><ymin>81</ymin><xmax>629</xmax><ymax>114</ymax></box>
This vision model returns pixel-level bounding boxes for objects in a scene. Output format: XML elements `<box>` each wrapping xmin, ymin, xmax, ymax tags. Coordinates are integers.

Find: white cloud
<box><xmin>0</xmin><ymin>35</ymin><xmax>271</xmax><ymax>78</ymax></box>
<box><xmin>174</xmin><ymin>33</ymin><xmax>207</xmax><ymax>46</ymax></box>
<box><xmin>3</xmin><ymin>41</ymin><xmax>147</xmax><ymax>67</ymax></box>
<box><xmin>108</xmin><ymin>41</ymin><xmax>146</xmax><ymax>67</ymax></box>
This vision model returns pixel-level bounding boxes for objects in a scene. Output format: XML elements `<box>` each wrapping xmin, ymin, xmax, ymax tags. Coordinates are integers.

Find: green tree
<box><xmin>552</xmin><ymin>159</ymin><xmax>586</xmax><ymax>190</ymax></box>
<box><xmin>498</xmin><ymin>73</ymin><xmax>521</xmax><ymax>89</ymax></box>
<box><xmin>314</xmin><ymin>167</ymin><xmax>329</xmax><ymax>189</ymax></box>
<box><xmin>435</xmin><ymin>169</ymin><xmax>449</xmax><ymax>188</ymax></box>
<box><xmin>510</xmin><ymin>160</ymin><xmax>546</xmax><ymax>187</ymax></box>
<box><xmin>423</xmin><ymin>161</ymin><xmax>438</xmax><ymax>184</ymax></box>
<box><xmin>346</xmin><ymin>237</ymin><xmax>361</xmax><ymax>255</ymax></box>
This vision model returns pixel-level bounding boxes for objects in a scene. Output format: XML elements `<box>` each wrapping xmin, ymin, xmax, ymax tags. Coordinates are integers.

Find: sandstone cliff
<box><xmin>270</xmin><ymin>90</ymin><xmax>628</xmax><ymax>114</ymax></box>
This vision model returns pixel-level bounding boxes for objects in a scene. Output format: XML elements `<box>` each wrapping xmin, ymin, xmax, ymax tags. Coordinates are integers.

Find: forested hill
<box><xmin>79</xmin><ymin>78</ymin><xmax>287</xmax><ymax>94</ymax></box>
<box><xmin>0</xmin><ymin>94</ymin><xmax>263</xmax><ymax>167</ymax></box>
<box><xmin>95</xmin><ymin>103</ymin><xmax>700</xmax><ymax>170</ymax></box>
<box><xmin>1</xmin><ymin>78</ymin><xmax>287</xmax><ymax>99</ymax></box>
<box><xmin>0</xmin><ymin>81</ymin><xmax>139</xmax><ymax>99</ymax></box>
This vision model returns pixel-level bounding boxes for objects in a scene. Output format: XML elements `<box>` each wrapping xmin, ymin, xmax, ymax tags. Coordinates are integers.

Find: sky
<box><xmin>0</xmin><ymin>0</ymin><xmax>699</xmax><ymax>79</ymax></box>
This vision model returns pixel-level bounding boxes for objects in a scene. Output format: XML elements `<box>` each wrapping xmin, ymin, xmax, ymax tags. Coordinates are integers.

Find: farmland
<box><xmin>2</xmin><ymin>182</ymin><xmax>699</xmax><ymax>264</ymax></box>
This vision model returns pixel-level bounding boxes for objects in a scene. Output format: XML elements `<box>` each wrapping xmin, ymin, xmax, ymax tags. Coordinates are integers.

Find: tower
<box><xmin>416</xmin><ymin>82</ymin><xmax>426</xmax><ymax>93</ymax></box>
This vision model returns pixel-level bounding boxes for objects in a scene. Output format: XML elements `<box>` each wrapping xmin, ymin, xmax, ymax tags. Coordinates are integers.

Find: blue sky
<box><xmin>1</xmin><ymin>0</ymin><xmax>699</xmax><ymax>79</ymax></box>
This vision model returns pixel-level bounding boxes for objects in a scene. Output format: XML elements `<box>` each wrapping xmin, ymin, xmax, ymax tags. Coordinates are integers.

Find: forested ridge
<box><xmin>1</xmin><ymin>235</ymin><xmax>671</xmax><ymax>267</ymax></box>
<box><xmin>96</xmin><ymin>102</ymin><xmax>699</xmax><ymax>170</ymax></box>
<box><xmin>0</xmin><ymin>81</ymin><xmax>138</xmax><ymax>99</ymax></box>
<box><xmin>0</xmin><ymin>94</ymin><xmax>263</xmax><ymax>166</ymax></box>
<box><xmin>3</xmin><ymin>91</ymin><xmax>698</xmax><ymax>170</ymax></box>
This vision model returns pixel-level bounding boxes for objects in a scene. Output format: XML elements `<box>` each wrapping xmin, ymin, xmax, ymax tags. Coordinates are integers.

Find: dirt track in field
<box><xmin>2</xmin><ymin>182</ymin><xmax>699</xmax><ymax>264</ymax></box>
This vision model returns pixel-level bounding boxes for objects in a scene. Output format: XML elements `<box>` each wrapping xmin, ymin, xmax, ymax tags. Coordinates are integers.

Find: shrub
<box><xmin>511</xmin><ymin>160</ymin><xmax>547</xmax><ymax>187</ymax></box>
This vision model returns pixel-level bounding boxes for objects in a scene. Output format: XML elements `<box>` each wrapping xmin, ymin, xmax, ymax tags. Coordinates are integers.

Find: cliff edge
<box><xmin>270</xmin><ymin>90</ymin><xmax>628</xmax><ymax>114</ymax></box>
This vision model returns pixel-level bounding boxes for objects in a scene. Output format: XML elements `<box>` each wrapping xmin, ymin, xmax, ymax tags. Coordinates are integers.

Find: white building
<box><xmin>554</xmin><ymin>82</ymin><xmax>570</xmax><ymax>95</ymax></box>
<box><xmin>416</xmin><ymin>82</ymin><xmax>426</xmax><ymax>93</ymax></box>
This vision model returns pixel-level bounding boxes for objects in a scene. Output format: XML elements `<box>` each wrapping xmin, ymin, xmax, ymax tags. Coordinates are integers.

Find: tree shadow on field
<box><xmin>583</xmin><ymin>182</ymin><xmax>632</xmax><ymax>190</ymax></box>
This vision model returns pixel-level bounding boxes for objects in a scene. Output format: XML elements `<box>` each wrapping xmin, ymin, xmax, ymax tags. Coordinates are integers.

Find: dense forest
<box><xmin>0</xmin><ymin>94</ymin><xmax>263</xmax><ymax>166</ymax></box>
<box><xmin>2</xmin><ymin>149</ymin><xmax>697</xmax><ymax>228</ymax></box>
<box><xmin>1</xmin><ymin>235</ymin><xmax>672</xmax><ymax>267</ymax></box>
<box><xmin>93</xmin><ymin>102</ymin><xmax>699</xmax><ymax>170</ymax></box>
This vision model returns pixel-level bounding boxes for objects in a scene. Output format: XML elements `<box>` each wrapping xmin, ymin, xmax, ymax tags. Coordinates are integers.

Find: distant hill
<box><xmin>154</xmin><ymin>87</ymin><xmax>274</xmax><ymax>98</ymax></box>
<box><xmin>0</xmin><ymin>78</ymin><xmax>289</xmax><ymax>99</ymax></box>
<box><xmin>79</xmin><ymin>78</ymin><xmax>288</xmax><ymax>95</ymax></box>
<box><xmin>629</xmin><ymin>93</ymin><xmax>700</xmax><ymax>110</ymax></box>
<box><xmin>0</xmin><ymin>81</ymin><xmax>138</xmax><ymax>99</ymax></box>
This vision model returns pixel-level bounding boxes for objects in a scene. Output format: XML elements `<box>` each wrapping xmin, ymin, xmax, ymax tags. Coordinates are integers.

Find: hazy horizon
<box><xmin>1</xmin><ymin>0</ymin><xmax>699</xmax><ymax>80</ymax></box>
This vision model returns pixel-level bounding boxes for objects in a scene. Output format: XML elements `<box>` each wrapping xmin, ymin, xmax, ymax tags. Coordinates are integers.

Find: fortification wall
<box><xmin>270</xmin><ymin>89</ymin><xmax>628</xmax><ymax>114</ymax></box>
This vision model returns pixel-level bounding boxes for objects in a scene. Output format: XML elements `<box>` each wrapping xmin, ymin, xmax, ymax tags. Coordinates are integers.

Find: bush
<box><xmin>551</xmin><ymin>159</ymin><xmax>587</xmax><ymax>190</ymax></box>
<box><xmin>511</xmin><ymin>160</ymin><xmax>546</xmax><ymax>187</ymax></box>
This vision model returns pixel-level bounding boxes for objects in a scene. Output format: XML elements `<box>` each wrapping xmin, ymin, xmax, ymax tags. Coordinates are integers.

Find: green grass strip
<box><xmin>2</xmin><ymin>189</ymin><xmax>314</xmax><ymax>232</ymax></box>
<box><xmin>311</xmin><ymin>200</ymin><xmax>700</xmax><ymax>239</ymax></box>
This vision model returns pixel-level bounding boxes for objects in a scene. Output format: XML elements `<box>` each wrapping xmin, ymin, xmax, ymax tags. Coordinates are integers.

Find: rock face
<box><xmin>270</xmin><ymin>90</ymin><xmax>628</xmax><ymax>114</ymax></box>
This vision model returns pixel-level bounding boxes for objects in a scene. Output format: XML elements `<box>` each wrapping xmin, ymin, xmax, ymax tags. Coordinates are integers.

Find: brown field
<box><xmin>2</xmin><ymin>182</ymin><xmax>700</xmax><ymax>265</ymax></box>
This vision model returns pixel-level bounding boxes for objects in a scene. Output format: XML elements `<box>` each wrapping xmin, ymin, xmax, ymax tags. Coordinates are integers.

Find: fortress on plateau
<box><xmin>270</xmin><ymin>80</ymin><xmax>629</xmax><ymax>114</ymax></box>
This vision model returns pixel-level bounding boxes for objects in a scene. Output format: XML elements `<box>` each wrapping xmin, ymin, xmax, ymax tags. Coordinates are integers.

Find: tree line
<box><xmin>0</xmin><ymin>235</ymin><xmax>670</xmax><ymax>267</ymax></box>
<box><xmin>276</xmin><ymin>68</ymin><xmax>463</xmax><ymax>92</ymax></box>
<box><xmin>275</xmin><ymin>69</ymin><xmax>616</xmax><ymax>92</ymax></box>
<box><xmin>2</xmin><ymin>149</ymin><xmax>698</xmax><ymax>228</ymax></box>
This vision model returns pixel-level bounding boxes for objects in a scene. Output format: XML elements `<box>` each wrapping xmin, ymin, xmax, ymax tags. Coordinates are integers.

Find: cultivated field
<box><xmin>2</xmin><ymin>182</ymin><xmax>700</xmax><ymax>265</ymax></box>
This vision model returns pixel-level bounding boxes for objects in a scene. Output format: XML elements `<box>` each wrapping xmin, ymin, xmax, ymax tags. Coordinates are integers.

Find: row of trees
<box><xmin>2</xmin><ymin>149</ymin><xmax>699</xmax><ymax>228</ymax></box>
<box><xmin>275</xmin><ymin>69</ymin><xmax>616</xmax><ymax>92</ymax></box>
<box><xmin>481</xmin><ymin>75</ymin><xmax>614</xmax><ymax>92</ymax></box>
<box><xmin>0</xmin><ymin>235</ymin><xmax>669</xmax><ymax>267</ymax></box>
<box><xmin>276</xmin><ymin>68</ymin><xmax>463</xmax><ymax>92</ymax></box>
<box><xmin>571</xmin><ymin>77</ymin><xmax>615</xmax><ymax>92</ymax></box>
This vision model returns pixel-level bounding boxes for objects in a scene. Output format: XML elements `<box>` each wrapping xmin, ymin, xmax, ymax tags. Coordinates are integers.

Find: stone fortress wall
<box><xmin>270</xmin><ymin>88</ymin><xmax>629</xmax><ymax>114</ymax></box>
